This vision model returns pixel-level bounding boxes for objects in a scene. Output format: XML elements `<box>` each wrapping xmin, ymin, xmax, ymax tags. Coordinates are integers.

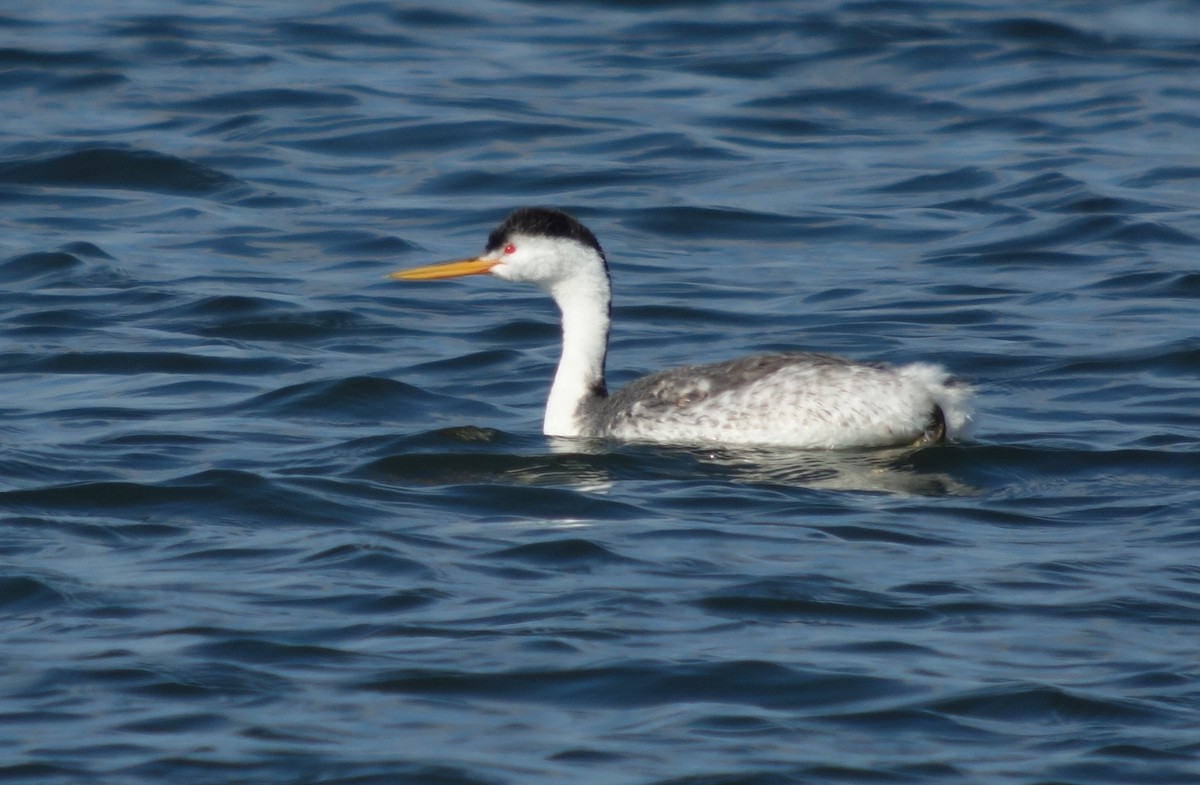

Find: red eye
<box><xmin>503</xmin><ymin>243</ymin><xmax>516</xmax><ymax>255</ymax></box>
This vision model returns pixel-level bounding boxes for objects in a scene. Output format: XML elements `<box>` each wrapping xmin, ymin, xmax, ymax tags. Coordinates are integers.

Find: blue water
<box><xmin>2</xmin><ymin>1</ymin><xmax>1199</xmax><ymax>783</ymax></box>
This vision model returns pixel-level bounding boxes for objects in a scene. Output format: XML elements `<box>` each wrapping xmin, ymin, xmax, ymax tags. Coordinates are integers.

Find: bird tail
<box><xmin>901</xmin><ymin>363</ymin><xmax>975</xmax><ymax>441</ymax></box>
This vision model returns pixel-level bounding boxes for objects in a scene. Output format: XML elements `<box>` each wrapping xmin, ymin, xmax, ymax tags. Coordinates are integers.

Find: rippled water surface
<box><xmin>3</xmin><ymin>1</ymin><xmax>1199</xmax><ymax>783</ymax></box>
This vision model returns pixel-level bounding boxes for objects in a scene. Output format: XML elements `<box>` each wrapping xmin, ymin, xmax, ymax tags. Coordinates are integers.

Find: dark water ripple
<box><xmin>2</xmin><ymin>2</ymin><xmax>1200</xmax><ymax>784</ymax></box>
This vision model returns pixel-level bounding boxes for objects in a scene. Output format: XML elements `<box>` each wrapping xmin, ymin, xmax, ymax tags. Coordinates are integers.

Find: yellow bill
<box><xmin>388</xmin><ymin>258</ymin><xmax>496</xmax><ymax>281</ymax></box>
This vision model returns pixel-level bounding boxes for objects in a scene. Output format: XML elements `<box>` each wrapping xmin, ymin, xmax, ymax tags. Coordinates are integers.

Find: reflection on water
<box><xmin>363</xmin><ymin>426</ymin><xmax>973</xmax><ymax>495</ymax></box>
<box><xmin>585</xmin><ymin>439</ymin><xmax>976</xmax><ymax>495</ymax></box>
<box><xmin>671</xmin><ymin>443</ymin><xmax>976</xmax><ymax>494</ymax></box>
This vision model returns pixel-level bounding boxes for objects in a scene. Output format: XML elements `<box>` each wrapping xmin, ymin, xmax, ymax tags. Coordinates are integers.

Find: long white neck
<box><xmin>542</xmin><ymin>269</ymin><xmax>610</xmax><ymax>437</ymax></box>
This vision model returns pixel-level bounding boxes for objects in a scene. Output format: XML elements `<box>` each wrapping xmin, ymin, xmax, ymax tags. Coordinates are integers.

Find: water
<box><xmin>2</xmin><ymin>1</ymin><xmax>1199</xmax><ymax>783</ymax></box>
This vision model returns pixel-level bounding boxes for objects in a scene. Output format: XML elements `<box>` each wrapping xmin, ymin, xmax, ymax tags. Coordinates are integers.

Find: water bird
<box><xmin>390</xmin><ymin>207</ymin><xmax>971</xmax><ymax>449</ymax></box>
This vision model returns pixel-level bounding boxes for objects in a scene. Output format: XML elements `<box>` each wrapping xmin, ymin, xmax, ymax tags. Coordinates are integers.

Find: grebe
<box><xmin>390</xmin><ymin>207</ymin><xmax>972</xmax><ymax>449</ymax></box>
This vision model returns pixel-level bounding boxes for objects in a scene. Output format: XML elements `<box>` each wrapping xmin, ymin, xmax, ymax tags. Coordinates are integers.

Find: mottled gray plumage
<box><xmin>581</xmin><ymin>352</ymin><xmax>959</xmax><ymax>448</ymax></box>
